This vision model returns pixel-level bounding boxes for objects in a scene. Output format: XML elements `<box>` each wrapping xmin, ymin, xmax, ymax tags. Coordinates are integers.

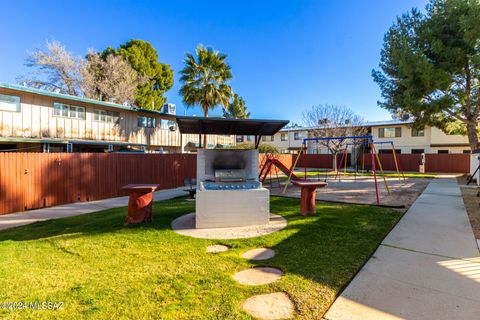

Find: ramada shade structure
<box><xmin>175</xmin><ymin>116</ymin><xmax>289</xmax><ymax>148</ymax></box>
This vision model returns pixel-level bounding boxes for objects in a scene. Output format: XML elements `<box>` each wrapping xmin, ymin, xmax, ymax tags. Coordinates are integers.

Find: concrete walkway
<box><xmin>325</xmin><ymin>178</ymin><xmax>480</xmax><ymax>320</ymax></box>
<box><xmin>0</xmin><ymin>188</ymin><xmax>188</xmax><ymax>231</ymax></box>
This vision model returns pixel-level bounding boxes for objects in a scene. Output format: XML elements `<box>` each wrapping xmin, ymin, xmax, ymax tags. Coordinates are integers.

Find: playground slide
<box><xmin>260</xmin><ymin>158</ymin><xmax>300</xmax><ymax>182</ymax></box>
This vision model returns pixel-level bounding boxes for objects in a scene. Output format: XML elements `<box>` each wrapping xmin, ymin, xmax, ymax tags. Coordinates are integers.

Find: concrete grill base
<box><xmin>196</xmin><ymin>188</ymin><xmax>270</xmax><ymax>228</ymax></box>
<box><xmin>171</xmin><ymin>213</ymin><xmax>287</xmax><ymax>239</ymax></box>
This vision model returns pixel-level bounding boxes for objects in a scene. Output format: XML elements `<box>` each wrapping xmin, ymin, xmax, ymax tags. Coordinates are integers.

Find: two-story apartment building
<box><xmin>256</xmin><ymin>120</ymin><xmax>473</xmax><ymax>154</ymax></box>
<box><xmin>369</xmin><ymin>120</ymin><xmax>471</xmax><ymax>154</ymax></box>
<box><xmin>236</xmin><ymin>126</ymin><xmax>306</xmax><ymax>153</ymax></box>
<box><xmin>0</xmin><ymin>83</ymin><xmax>235</xmax><ymax>153</ymax></box>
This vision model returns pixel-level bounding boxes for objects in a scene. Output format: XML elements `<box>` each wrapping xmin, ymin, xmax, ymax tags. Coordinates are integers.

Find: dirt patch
<box><xmin>270</xmin><ymin>176</ymin><xmax>430</xmax><ymax>209</ymax></box>
<box><xmin>460</xmin><ymin>187</ymin><xmax>480</xmax><ymax>239</ymax></box>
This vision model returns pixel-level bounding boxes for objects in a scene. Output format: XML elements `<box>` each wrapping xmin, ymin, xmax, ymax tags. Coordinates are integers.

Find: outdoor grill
<box><xmin>196</xmin><ymin>149</ymin><xmax>270</xmax><ymax>228</ymax></box>
<box><xmin>173</xmin><ymin>116</ymin><xmax>289</xmax><ymax>229</ymax></box>
<box><xmin>201</xmin><ymin>169</ymin><xmax>261</xmax><ymax>190</ymax></box>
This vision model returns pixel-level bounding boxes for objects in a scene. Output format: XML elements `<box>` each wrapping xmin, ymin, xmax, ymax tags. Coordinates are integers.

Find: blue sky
<box><xmin>0</xmin><ymin>0</ymin><xmax>427</xmax><ymax>124</ymax></box>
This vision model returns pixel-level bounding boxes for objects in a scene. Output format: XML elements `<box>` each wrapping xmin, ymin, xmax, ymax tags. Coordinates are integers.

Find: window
<box><xmin>236</xmin><ymin>136</ymin><xmax>244</xmax><ymax>143</ymax></box>
<box><xmin>0</xmin><ymin>94</ymin><xmax>20</xmax><ymax>112</ymax></box>
<box><xmin>378</xmin><ymin>127</ymin><xmax>401</xmax><ymax>138</ymax></box>
<box><xmin>411</xmin><ymin>128</ymin><xmax>425</xmax><ymax>137</ymax></box>
<box><xmin>246</xmin><ymin>136</ymin><xmax>253</xmax><ymax>142</ymax></box>
<box><xmin>463</xmin><ymin>150</ymin><xmax>471</xmax><ymax>154</ymax></box>
<box><xmin>438</xmin><ymin>150</ymin><xmax>449</xmax><ymax>154</ymax></box>
<box><xmin>53</xmin><ymin>103</ymin><xmax>85</xmax><ymax>119</ymax></box>
<box><xmin>294</xmin><ymin>132</ymin><xmax>301</xmax><ymax>140</ymax></box>
<box><xmin>270</xmin><ymin>135</ymin><xmax>274</xmax><ymax>142</ymax></box>
<box><xmin>94</xmin><ymin>109</ymin><xmax>120</xmax><ymax>123</ymax></box>
<box><xmin>261</xmin><ymin>136</ymin><xmax>267</xmax><ymax>142</ymax></box>
<box><xmin>411</xmin><ymin>149</ymin><xmax>424</xmax><ymax>154</ymax></box>
<box><xmin>137</xmin><ymin>116</ymin><xmax>156</xmax><ymax>128</ymax></box>
<box><xmin>281</xmin><ymin>133</ymin><xmax>287</xmax><ymax>141</ymax></box>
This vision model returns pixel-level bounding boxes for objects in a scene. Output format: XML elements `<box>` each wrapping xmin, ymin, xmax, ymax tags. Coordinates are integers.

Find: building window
<box><xmin>137</xmin><ymin>116</ymin><xmax>156</xmax><ymax>128</ymax></box>
<box><xmin>0</xmin><ymin>94</ymin><xmax>20</xmax><ymax>112</ymax></box>
<box><xmin>281</xmin><ymin>133</ymin><xmax>287</xmax><ymax>141</ymax></box>
<box><xmin>438</xmin><ymin>150</ymin><xmax>449</xmax><ymax>154</ymax></box>
<box><xmin>270</xmin><ymin>135</ymin><xmax>274</xmax><ymax>142</ymax></box>
<box><xmin>378</xmin><ymin>127</ymin><xmax>401</xmax><ymax>138</ymax></box>
<box><xmin>411</xmin><ymin>149</ymin><xmax>424</xmax><ymax>154</ymax></box>
<box><xmin>246</xmin><ymin>135</ymin><xmax>253</xmax><ymax>142</ymax></box>
<box><xmin>411</xmin><ymin>128</ymin><xmax>424</xmax><ymax>137</ymax></box>
<box><xmin>463</xmin><ymin>150</ymin><xmax>471</xmax><ymax>154</ymax></box>
<box><xmin>53</xmin><ymin>103</ymin><xmax>85</xmax><ymax>119</ymax></box>
<box><xmin>236</xmin><ymin>136</ymin><xmax>244</xmax><ymax>143</ymax></box>
<box><xmin>261</xmin><ymin>136</ymin><xmax>267</xmax><ymax>142</ymax></box>
<box><xmin>294</xmin><ymin>132</ymin><xmax>301</xmax><ymax>140</ymax></box>
<box><xmin>94</xmin><ymin>109</ymin><xmax>120</xmax><ymax>123</ymax></box>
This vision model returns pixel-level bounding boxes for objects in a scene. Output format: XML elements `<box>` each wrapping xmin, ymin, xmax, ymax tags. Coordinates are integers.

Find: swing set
<box><xmin>337</xmin><ymin>140</ymin><xmax>405</xmax><ymax>181</ymax></box>
<box><xmin>280</xmin><ymin>135</ymin><xmax>405</xmax><ymax>206</ymax></box>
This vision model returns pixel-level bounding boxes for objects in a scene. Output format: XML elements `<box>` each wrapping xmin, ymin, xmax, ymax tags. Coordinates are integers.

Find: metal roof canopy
<box><xmin>175</xmin><ymin>116</ymin><xmax>289</xmax><ymax>148</ymax></box>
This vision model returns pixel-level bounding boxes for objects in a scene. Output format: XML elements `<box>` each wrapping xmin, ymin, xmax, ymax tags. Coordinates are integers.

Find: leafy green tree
<box><xmin>373</xmin><ymin>0</ymin><xmax>480</xmax><ymax>150</ymax></box>
<box><xmin>180</xmin><ymin>45</ymin><xmax>233</xmax><ymax>147</ymax></box>
<box><xmin>223</xmin><ymin>94</ymin><xmax>250</xmax><ymax>119</ymax></box>
<box><xmin>110</xmin><ymin>40</ymin><xmax>173</xmax><ymax>110</ymax></box>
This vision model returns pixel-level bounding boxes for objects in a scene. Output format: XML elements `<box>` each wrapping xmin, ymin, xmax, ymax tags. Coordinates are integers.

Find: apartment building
<box><xmin>0</xmin><ymin>83</ymin><xmax>235</xmax><ymax>153</ymax></box>
<box><xmin>258</xmin><ymin>120</ymin><xmax>472</xmax><ymax>154</ymax></box>
<box><xmin>236</xmin><ymin>126</ymin><xmax>306</xmax><ymax>153</ymax></box>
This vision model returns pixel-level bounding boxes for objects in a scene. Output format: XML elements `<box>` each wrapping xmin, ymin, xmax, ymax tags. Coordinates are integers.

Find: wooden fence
<box><xmin>297</xmin><ymin>153</ymin><xmax>470</xmax><ymax>173</ymax></box>
<box><xmin>0</xmin><ymin>153</ymin><xmax>196</xmax><ymax>215</ymax></box>
<box><xmin>0</xmin><ymin>152</ymin><xmax>471</xmax><ymax>216</ymax></box>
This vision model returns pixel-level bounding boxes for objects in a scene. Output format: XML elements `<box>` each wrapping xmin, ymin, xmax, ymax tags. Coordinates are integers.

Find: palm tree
<box><xmin>180</xmin><ymin>45</ymin><xmax>233</xmax><ymax>148</ymax></box>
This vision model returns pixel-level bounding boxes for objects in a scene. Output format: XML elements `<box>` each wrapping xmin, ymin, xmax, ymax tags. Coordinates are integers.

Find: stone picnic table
<box><xmin>290</xmin><ymin>180</ymin><xmax>327</xmax><ymax>216</ymax></box>
<box><xmin>121</xmin><ymin>184</ymin><xmax>160</xmax><ymax>224</ymax></box>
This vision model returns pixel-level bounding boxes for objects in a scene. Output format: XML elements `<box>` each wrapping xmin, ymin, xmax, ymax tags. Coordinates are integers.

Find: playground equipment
<box><xmin>289</xmin><ymin>135</ymin><xmax>385</xmax><ymax>205</ymax></box>
<box><xmin>259</xmin><ymin>154</ymin><xmax>301</xmax><ymax>183</ymax></box>
<box><xmin>336</xmin><ymin>140</ymin><xmax>405</xmax><ymax>182</ymax></box>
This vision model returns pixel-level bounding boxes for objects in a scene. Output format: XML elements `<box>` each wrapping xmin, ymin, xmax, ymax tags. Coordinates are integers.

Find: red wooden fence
<box><xmin>0</xmin><ymin>152</ymin><xmax>471</xmax><ymax>216</ymax></box>
<box><xmin>425</xmin><ymin>154</ymin><xmax>470</xmax><ymax>173</ymax></box>
<box><xmin>295</xmin><ymin>154</ymin><xmax>334</xmax><ymax>168</ymax></box>
<box><xmin>359</xmin><ymin>154</ymin><xmax>422</xmax><ymax>172</ymax></box>
<box><xmin>0</xmin><ymin>153</ymin><xmax>196</xmax><ymax>215</ymax></box>
<box><xmin>306</xmin><ymin>153</ymin><xmax>469</xmax><ymax>173</ymax></box>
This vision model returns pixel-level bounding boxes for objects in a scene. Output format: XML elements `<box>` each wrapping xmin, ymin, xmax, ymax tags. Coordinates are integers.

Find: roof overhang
<box><xmin>175</xmin><ymin>116</ymin><xmax>289</xmax><ymax>136</ymax></box>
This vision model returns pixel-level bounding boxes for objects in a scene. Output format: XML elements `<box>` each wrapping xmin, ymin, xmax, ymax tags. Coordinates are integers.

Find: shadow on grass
<box><xmin>0</xmin><ymin>196</ymin><xmax>402</xmax><ymax>318</ymax></box>
<box><xmin>0</xmin><ymin>197</ymin><xmax>195</xmax><ymax>242</ymax></box>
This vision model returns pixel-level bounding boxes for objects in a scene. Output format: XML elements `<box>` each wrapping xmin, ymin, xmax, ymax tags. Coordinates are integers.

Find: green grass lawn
<box><xmin>0</xmin><ymin>197</ymin><xmax>402</xmax><ymax>319</ymax></box>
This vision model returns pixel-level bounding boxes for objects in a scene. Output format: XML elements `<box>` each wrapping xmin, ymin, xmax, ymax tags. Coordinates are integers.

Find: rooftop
<box><xmin>0</xmin><ymin>82</ymin><xmax>175</xmax><ymax>118</ymax></box>
<box><xmin>280</xmin><ymin>119</ymin><xmax>415</xmax><ymax>132</ymax></box>
<box><xmin>175</xmin><ymin>115</ymin><xmax>289</xmax><ymax>136</ymax></box>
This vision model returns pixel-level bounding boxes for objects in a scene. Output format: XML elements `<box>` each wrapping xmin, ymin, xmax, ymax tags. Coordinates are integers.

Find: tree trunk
<box><xmin>466</xmin><ymin>119</ymin><xmax>480</xmax><ymax>151</ymax></box>
<box><xmin>203</xmin><ymin>108</ymin><xmax>208</xmax><ymax>149</ymax></box>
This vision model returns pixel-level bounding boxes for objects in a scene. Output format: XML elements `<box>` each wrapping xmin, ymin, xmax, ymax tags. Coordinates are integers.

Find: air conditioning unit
<box><xmin>162</xmin><ymin>103</ymin><xmax>176</xmax><ymax>115</ymax></box>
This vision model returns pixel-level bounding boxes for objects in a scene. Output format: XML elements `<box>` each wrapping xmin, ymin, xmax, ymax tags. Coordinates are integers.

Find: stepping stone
<box><xmin>207</xmin><ymin>245</ymin><xmax>229</xmax><ymax>253</ymax></box>
<box><xmin>243</xmin><ymin>292</ymin><xmax>294</xmax><ymax>320</ymax></box>
<box><xmin>233</xmin><ymin>267</ymin><xmax>283</xmax><ymax>285</ymax></box>
<box><xmin>241</xmin><ymin>248</ymin><xmax>275</xmax><ymax>260</ymax></box>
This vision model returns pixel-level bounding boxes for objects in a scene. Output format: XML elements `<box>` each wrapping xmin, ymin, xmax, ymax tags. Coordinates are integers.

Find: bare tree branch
<box><xmin>302</xmin><ymin>104</ymin><xmax>368</xmax><ymax>154</ymax></box>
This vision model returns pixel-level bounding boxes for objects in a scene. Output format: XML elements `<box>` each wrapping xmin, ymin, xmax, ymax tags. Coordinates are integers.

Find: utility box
<box><xmin>419</xmin><ymin>153</ymin><xmax>426</xmax><ymax>173</ymax></box>
<box><xmin>470</xmin><ymin>149</ymin><xmax>480</xmax><ymax>186</ymax></box>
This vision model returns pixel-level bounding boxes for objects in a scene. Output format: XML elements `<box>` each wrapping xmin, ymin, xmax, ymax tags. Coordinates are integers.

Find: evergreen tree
<box><xmin>373</xmin><ymin>0</ymin><xmax>480</xmax><ymax>150</ymax></box>
<box><xmin>223</xmin><ymin>94</ymin><xmax>250</xmax><ymax>119</ymax></box>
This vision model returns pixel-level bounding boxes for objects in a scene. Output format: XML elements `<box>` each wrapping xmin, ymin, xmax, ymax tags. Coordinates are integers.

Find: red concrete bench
<box><xmin>291</xmin><ymin>180</ymin><xmax>327</xmax><ymax>216</ymax></box>
<box><xmin>121</xmin><ymin>184</ymin><xmax>160</xmax><ymax>224</ymax></box>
